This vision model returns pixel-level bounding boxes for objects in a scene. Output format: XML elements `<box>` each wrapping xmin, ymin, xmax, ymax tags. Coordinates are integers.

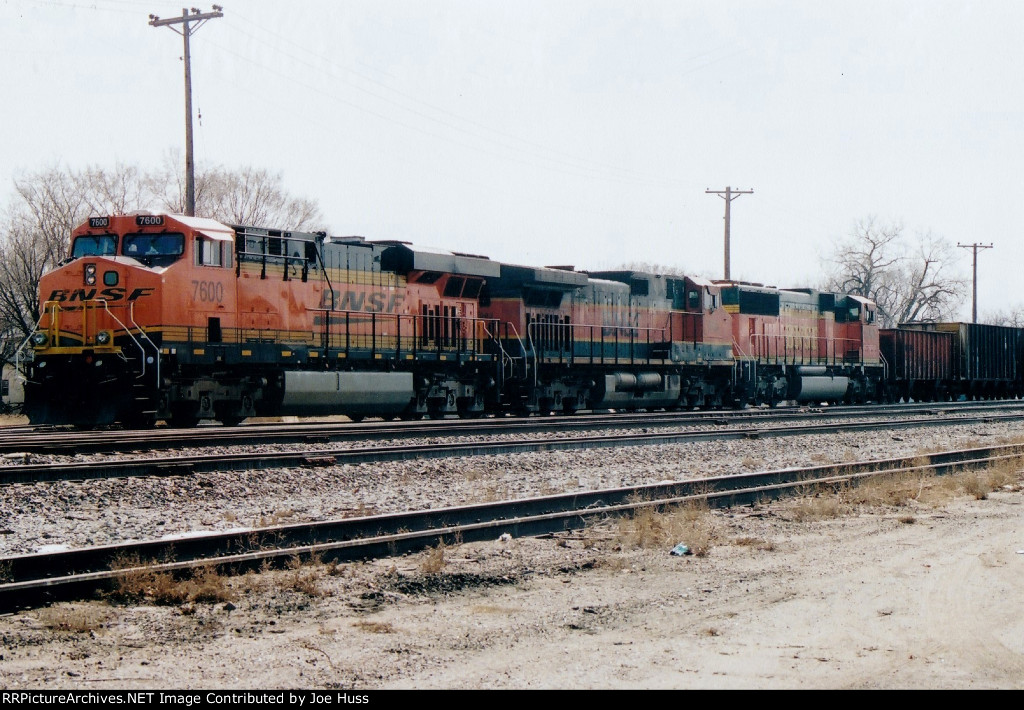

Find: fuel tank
<box><xmin>789</xmin><ymin>367</ymin><xmax>849</xmax><ymax>402</ymax></box>
<box><xmin>279</xmin><ymin>371</ymin><xmax>414</xmax><ymax>417</ymax></box>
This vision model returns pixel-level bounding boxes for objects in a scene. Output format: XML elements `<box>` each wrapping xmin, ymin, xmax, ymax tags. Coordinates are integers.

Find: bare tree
<box><xmin>613</xmin><ymin>261</ymin><xmax>691</xmax><ymax>277</ymax></box>
<box><xmin>822</xmin><ymin>217</ymin><xmax>967</xmax><ymax>328</ymax></box>
<box><xmin>887</xmin><ymin>232</ymin><xmax>966</xmax><ymax>324</ymax></box>
<box><xmin>79</xmin><ymin>163</ymin><xmax>152</xmax><ymax>215</ymax></box>
<box><xmin>0</xmin><ymin>221</ymin><xmax>54</xmax><ymax>362</ymax></box>
<box><xmin>0</xmin><ymin>167</ymin><xmax>96</xmax><ymax>363</ymax></box>
<box><xmin>982</xmin><ymin>305</ymin><xmax>1024</xmax><ymax>328</ymax></box>
<box><xmin>824</xmin><ymin>217</ymin><xmax>902</xmax><ymax>304</ymax></box>
<box><xmin>150</xmin><ymin>156</ymin><xmax>322</xmax><ymax>230</ymax></box>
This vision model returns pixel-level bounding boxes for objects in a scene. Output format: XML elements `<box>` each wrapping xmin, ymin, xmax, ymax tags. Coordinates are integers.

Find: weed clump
<box><xmin>420</xmin><ymin>542</ymin><xmax>447</xmax><ymax>574</ymax></box>
<box><xmin>109</xmin><ymin>556</ymin><xmax>234</xmax><ymax>606</ymax></box>
<box><xmin>35</xmin><ymin>604</ymin><xmax>109</xmax><ymax>633</ymax></box>
<box><xmin>616</xmin><ymin>501</ymin><xmax>716</xmax><ymax>557</ymax></box>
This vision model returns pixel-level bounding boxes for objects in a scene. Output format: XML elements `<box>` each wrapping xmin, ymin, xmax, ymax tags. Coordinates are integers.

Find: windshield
<box><xmin>123</xmin><ymin>233</ymin><xmax>185</xmax><ymax>258</ymax></box>
<box><xmin>71</xmin><ymin>234</ymin><xmax>118</xmax><ymax>258</ymax></box>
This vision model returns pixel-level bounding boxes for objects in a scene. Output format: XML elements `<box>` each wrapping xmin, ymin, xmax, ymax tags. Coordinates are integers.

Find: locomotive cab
<box><xmin>23</xmin><ymin>214</ymin><xmax>242</xmax><ymax>426</ymax></box>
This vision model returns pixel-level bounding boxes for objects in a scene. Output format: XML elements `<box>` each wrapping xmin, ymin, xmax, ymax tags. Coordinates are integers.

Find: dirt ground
<box><xmin>2</xmin><ymin>468</ymin><xmax>1023</xmax><ymax>690</ymax></box>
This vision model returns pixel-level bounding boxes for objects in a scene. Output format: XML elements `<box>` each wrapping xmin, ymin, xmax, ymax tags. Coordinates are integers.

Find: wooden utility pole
<box><xmin>957</xmin><ymin>242</ymin><xmax>993</xmax><ymax>323</ymax></box>
<box><xmin>149</xmin><ymin>6</ymin><xmax>224</xmax><ymax>217</ymax></box>
<box><xmin>706</xmin><ymin>186</ymin><xmax>753</xmax><ymax>281</ymax></box>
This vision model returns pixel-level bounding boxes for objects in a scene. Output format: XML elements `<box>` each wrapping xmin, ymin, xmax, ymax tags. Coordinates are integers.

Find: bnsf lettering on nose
<box><xmin>47</xmin><ymin>287</ymin><xmax>155</xmax><ymax>302</ymax></box>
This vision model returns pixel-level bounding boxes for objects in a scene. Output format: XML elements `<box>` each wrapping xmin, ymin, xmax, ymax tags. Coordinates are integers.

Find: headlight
<box><xmin>85</xmin><ymin>263</ymin><xmax>97</xmax><ymax>285</ymax></box>
<box><xmin>31</xmin><ymin>332</ymin><xmax>48</xmax><ymax>347</ymax></box>
<box><xmin>96</xmin><ymin>330</ymin><xmax>111</xmax><ymax>345</ymax></box>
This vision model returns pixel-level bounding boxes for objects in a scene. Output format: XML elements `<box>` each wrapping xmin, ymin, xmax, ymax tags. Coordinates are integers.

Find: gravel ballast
<box><xmin>1</xmin><ymin>420</ymin><xmax>1018</xmax><ymax>556</ymax></box>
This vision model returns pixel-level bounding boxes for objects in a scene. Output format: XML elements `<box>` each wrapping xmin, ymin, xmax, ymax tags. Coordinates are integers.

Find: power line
<box><xmin>225</xmin><ymin>10</ymin><xmax>690</xmax><ymax>191</ymax></box>
<box><xmin>149</xmin><ymin>6</ymin><xmax>224</xmax><ymax>216</ymax></box>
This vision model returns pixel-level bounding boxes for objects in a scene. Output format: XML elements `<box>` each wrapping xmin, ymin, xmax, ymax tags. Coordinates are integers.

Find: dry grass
<box><xmin>732</xmin><ymin>536</ymin><xmax>776</xmax><ymax>551</ymax></box>
<box><xmin>285</xmin><ymin>555</ymin><xmax>324</xmax><ymax>596</ymax></box>
<box><xmin>109</xmin><ymin>555</ymin><xmax>234</xmax><ymax>605</ymax></box>
<box><xmin>420</xmin><ymin>542</ymin><xmax>447</xmax><ymax>574</ymax></box>
<box><xmin>783</xmin><ymin>456</ymin><xmax>1024</xmax><ymax>521</ymax></box>
<box><xmin>470</xmin><ymin>604</ymin><xmax>516</xmax><ymax>615</ymax></box>
<box><xmin>984</xmin><ymin>458</ymin><xmax>1023</xmax><ymax>490</ymax></box>
<box><xmin>616</xmin><ymin>501</ymin><xmax>717</xmax><ymax>556</ymax></box>
<box><xmin>789</xmin><ymin>494</ymin><xmax>846</xmax><ymax>522</ymax></box>
<box><xmin>35</xmin><ymin>605</ymin><xmax>109</xmax><ymax>633</ymax></box>
<box><xmin>352</xmin><ymin>619</ymin><xmax>395</xmax><ymax>634</ymax></box>
<box><xmin>960</xmin><ymin>472</ymin><xmax>992</xmax><ymax>500</ymax></box>
<box><xmin>844</xmin><ymin>471</ymin><xmax>929</xmax><ymax>508</ymax></box>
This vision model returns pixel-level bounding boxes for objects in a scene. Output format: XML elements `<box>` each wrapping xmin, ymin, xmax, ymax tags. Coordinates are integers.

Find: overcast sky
<box><xmin>3</xmin><ymin>0</ymin><xmax>1022</xmax><ymax>320</ymax></box>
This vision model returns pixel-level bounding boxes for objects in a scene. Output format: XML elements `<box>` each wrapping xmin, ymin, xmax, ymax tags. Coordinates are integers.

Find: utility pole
<box><xmin>149</xmin><ymin>6</ymin><xmax>224</xmax><ymax>217</ymax></box>
<box><xmin>957</xmin><ymin>242</ymin><xmax>993</xmax><ymax>323</ymax></box>
<box><xmin>705</xmin><ymin>186</ymin><xmax>753</xmax><ymax>281</ymax></box>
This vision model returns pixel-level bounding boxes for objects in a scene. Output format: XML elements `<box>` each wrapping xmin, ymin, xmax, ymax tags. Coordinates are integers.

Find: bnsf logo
<box><xmin>47</xmin><ymin>288</ymin><xmax>155</xmax><ymax>302</ymax></box>
<box><xmin>318</xmin><ymin>290</ymin><xmax>405</xmax><ymax>313</ymax></box>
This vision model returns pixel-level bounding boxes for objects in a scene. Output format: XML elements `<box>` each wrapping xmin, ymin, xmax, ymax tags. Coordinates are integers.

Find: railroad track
<box><xmin>3</xmin><ymin>400</ymin><xmax>1023</xmax><ymax>456</ymax></box>
<box><xmin>2</xmin><ymin>441</ymin><xmax>1020</xmax><ymax>613</ymax></box>
<box><xmin>2</xmin><ymin>407</ymin><xmax>1023</xmax><ymax>485</ymax></box>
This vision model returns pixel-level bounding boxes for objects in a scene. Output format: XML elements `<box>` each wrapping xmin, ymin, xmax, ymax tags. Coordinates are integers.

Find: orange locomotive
<box><xmin>17</xmin><ymin>212</ymin><xmax>888</xmax><ymax>427</ymax></box>
<box><xmin>22</xmin><ymin>213</ymin><xmax>500</xmax><ymax>426</ymax></box>
<box><xmin>481</xmin><ymin>268</ymin><xmax>882</xmax><ymax>412</ymax></box>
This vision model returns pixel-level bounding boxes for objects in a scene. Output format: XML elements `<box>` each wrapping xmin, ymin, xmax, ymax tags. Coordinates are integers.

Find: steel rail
<box><xmin>3</xmin><ymin>400</ymin><xmax>1023</xmax><ymax>456</ymax></box>
<box><xmin>1</xmin><ymin>441</ymin><xmax>1020</xmax><ymax>612</ymax></box>
<box><xmin>1</xmin><ymin>409</ymin><xmax>1023</xmax><ymax>486</ymax></box>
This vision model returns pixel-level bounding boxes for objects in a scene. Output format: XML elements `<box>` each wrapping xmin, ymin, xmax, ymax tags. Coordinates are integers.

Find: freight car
<box><xmin>4</xmin><ymin>212</ymin><xmax>1017</xmax><ymax>428</ymax></box>
<box><xmin>882</xmin><ymin>322</ymin><xmax>1023</xmax><ymax>401</ymax></box>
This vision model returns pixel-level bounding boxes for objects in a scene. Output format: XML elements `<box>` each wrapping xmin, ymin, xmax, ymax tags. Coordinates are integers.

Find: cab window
<box><xmin>72</xmin><ymin>234</ymin><xmax>118</xmax><ymax>258</ymax></box>
<box><xmin>195</xmin><ymin>237</ymin><xmax>231</xmax><ymax>267</ymax></box>
<box><xmin>124</xmin><ymin>233</ymin><xmax>184</xmax><ymax>259</ymax></box>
